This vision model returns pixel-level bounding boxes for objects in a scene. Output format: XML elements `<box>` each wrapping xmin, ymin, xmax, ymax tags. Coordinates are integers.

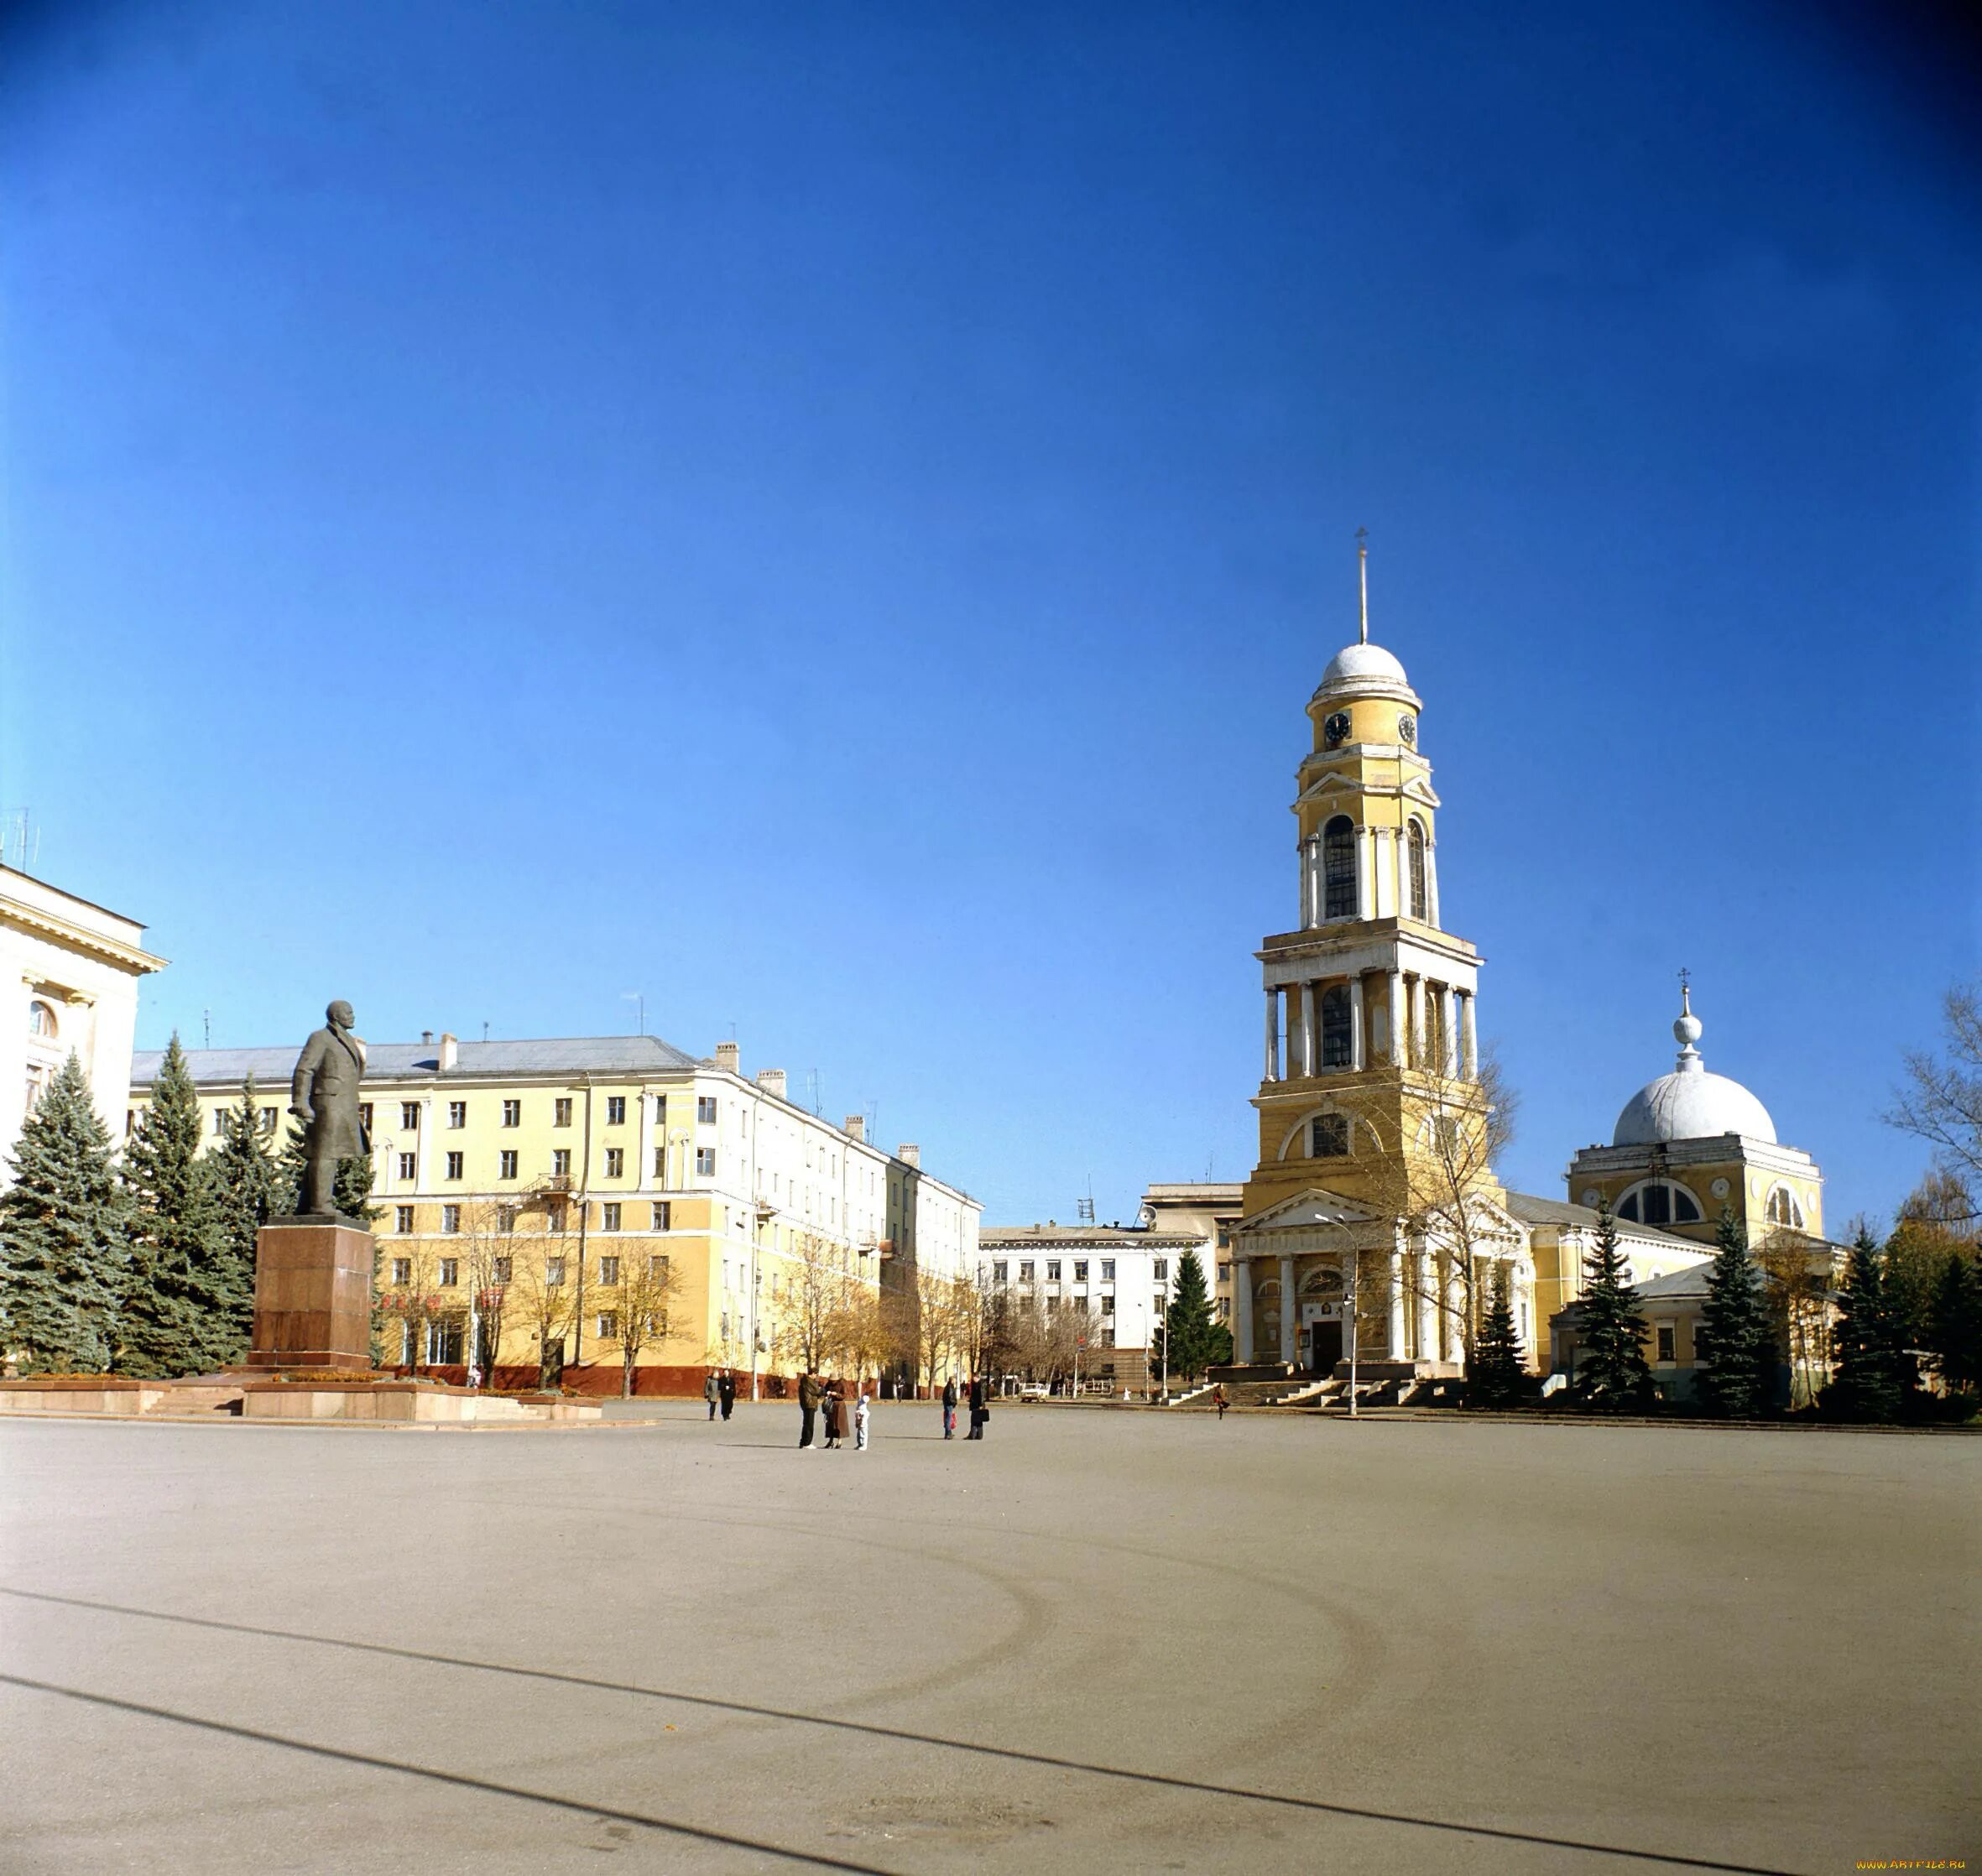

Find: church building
<box><xmin>1228</xmin><ymin>550</ymin><xmax>1739</xmax><ymax>1389</ymax></box>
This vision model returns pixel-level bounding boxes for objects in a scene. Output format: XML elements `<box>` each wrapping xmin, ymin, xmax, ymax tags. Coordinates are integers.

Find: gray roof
<box><xmin>981</xmin><ymin>1225</ymin><xmax>1203</xmax><ymax>1247</ymax></box>
<box><xmin>1505</xmin><ymin>1190</ymin><xmax>1701</xmax><ymax>1252</ymax></box>
<box><xmin>133</xmin><ymin>1034</ymin><xmax>704</xmax><ymax>1088</ymax></box>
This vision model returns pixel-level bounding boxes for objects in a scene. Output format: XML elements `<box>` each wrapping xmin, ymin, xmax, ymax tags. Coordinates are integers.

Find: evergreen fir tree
<box><xmin>121</xmin><ymin>1034</ymin><xmax>232</xmax><ymax>1376</ymax></box>
<box><xmin>1827</xmin><ymin>1227</ymin><xmax>1905</xmax><ymax>1421</ymax></box>
<box><xmin>1695</xmin><ymin>1207</ymin><xmax>1771</xmax><ymax>1418</ymax></box>
<box><xmin>1470</xmin><ymin>1264</ymin><xmax>1526</xmax><ymax>1406</ymax></box>
<box><xmin>1574</xmin><ymin>1200</ymin><xmax>1652</xmax><ymax>1410</ymax></box>
<box><xmin>1162</xmin><ymin>1249</ymin><xmax>1220</xmax><ymax>1381</ymax></box>
<box><xmin>0</xmin><ymin>1053</ymin><xmax>130</xmax><ymax>1373</ymax></box>
<box><xmin>207</xmin><ymin>1076</ymin><xmax>281</xmax><ymax>1362</ymax></box>
<box><xmin>1929</xmin><ymin>1249</ymin><xmax>1982</xmax><ymax>1399</ymax></box>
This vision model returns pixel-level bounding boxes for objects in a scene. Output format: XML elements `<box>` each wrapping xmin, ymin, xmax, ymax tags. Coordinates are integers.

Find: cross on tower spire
<box><xmin>1356</xmin><ymin>526</ymin><xmax>1369</xmax><ymax>645</ymax></box>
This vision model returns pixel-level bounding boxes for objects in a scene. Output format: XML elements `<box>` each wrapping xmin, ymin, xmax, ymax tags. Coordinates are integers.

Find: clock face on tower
<box><xmin>1397</xmin><ymin>713</ymin><xmax>1417</xmax><ymax>747</ymax></box>
<box><xmin>1323</xmin><ymin>711</ymin><xmax>1351</xmax><ymax>748</ymax></box>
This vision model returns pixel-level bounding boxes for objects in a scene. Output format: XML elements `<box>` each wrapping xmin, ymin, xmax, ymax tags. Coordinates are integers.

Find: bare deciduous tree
<box><xmin>505</xmin><ymin>1212</ymin><xmax>580</xmax><ymax>1389</ymax></box>
<box><xmin>596</xmin><ymin>1246</ymin><xmax>683</xmax><ymax>1397</ymax></box>
<box><xmin>1888</xmin><ymin>982</ymin><xmax>1982</xmax><ymax>1213</ymax></box>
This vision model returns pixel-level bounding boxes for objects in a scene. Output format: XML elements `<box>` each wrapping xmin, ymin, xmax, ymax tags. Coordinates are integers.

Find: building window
<box><xmin>1406</xmin><ymin>820</ymin><xmax>1428</xmax><ymax>920</ymax></box>
<box><xmin>653</xmin><ymin>1146</ymin><xmax>668</xmax><ymax>1179</ymax></box>
<box><xmin>441</xmin><ymin>1204</ymin><xmax>461</xmax><ymax>1233</ymax></box>
<box><xmin>448</xmin><ymin>1101</ymin><xmax>467</xmax><ymax>1128</ymax></box>
<box><xmin>654</xmin><ymin>1094</ymin><xmax>667</xmax><ymax>1124</ymax></box>
<box><xmin>1046</xmin><ymin>1295</ymin><xmax>1059</xmax><ymax>1313</ymax></box>
<box><xmin>1073</xmin><ymin>1260</ymin><xmax>1088</xmax><ymax>1283</ymax></box>
<box><xmin>1320</xmin><ymin>986</ymin><xmax>1353</xmax><ymax>1069</ymax></box>
<box><xmin>208</xmin><ymin>1107</ymin><xmax>227</xmax><ymax>1135</ymax></box>
<box><xmin>697</xmin><ymin>1096</ymin><xmax>718</xmax><ymax>1124</ymax></box>
<box><xmin>597</xmin><ymin>1312</ymin><xmax>618</xmax><ymax>1340</ymax></box>
<box><xmin>1656</xmin><ymin>1324</ymin><xmax>1677</xmax><ymax>1363</ymax></box>
<box><xmin>601</xmin><ymin>1204</ymin><xmax>622</xmax><ymax>1232</ymax></box>
<box><xmin>1766</xmin><ymin>1187</ymin><xmax>1804</xmax><ymax>1229</ymax></box>
<box><xmin>547</xmin><ymin>1257</ymin><xmax>566</xmax><ymax>1285</ymax></box>
<box><xmin>695</xmin><ymin>1147</ymin><xmax>716</xmax><ymax>1176</ymax></box>
<box><xmin>993</xmin><ymin>1260</ymin><xmax>1009</xmax><ymax>1283</ymax></box>
<box><xmin>546</xmin><ymin>1203</ymin><xmax>564</xmax><ymax>1232</ymax></box>
<box><xmin>554</xmin><ymin>1097</ymin><xmax>572</xmax><ymax>1128</ymax></box>
<box><xmin>1019</xmin><ymin>1261</ymin><xmax>1035</xmax><ymax>1283</ymax></box>
<box><xmin>400</xmin><ymin>1102</ymin><xmax>420</xmax><ymax>1130</ymax></box>
<box><xmin>1100</xmin><ymin>1259</ymin><xmax>1114</xmax><ymax>1280</ymax></box>
<box><xmin>1153</xmin><ymin>1259</ymin><xmax>1169</xmax><ymax>1282</ymax></box>
<box><xmin>27</xmin><ymin>1000</ymin><xmax>56</xmax><ymax>1038</ymax></box>
<box><xmin>1312</xmin><ymin>1113</ymin><xmax>1350</xmax><ymax>1158</ymax></box>
<box><xmin>438</xmin><ymin>1258</ymin><xmax>459</xmax><ymax>1287</ymax></box>
<box><xmin>360</xmin><ymin>1102</ymin><xmax>373</xmax><ymax>1131</ymax></box>
<box><xmin>606</xmin><ymin>1096</ymin><xmax>626</xmax><ymax>1125</ymax></box>
<box><xmin>1322</xmin><ymin>815</ymin><xmax>1358</xmax><ymax>919</ymax></box>
<box><xmin>1046</xmin><ymin>1260</ymin><xmax>1061</xmax><ymax>1281</ymax></box>
<box><xmin>395</xmin><ymin>1206</ymin><xmax>415</xmax><ymax>1234</ymax></box>
<box><xmin>446</xmin><ymin>1151</ymin><xmax>463</xmax><ymax>1180</ymax></box>
<box><xmin>1101</xmin><ymin>1294</ymin><xmax>1115</xmax><ymax>1316</ymax></box>
<box><xmin>391</xmin><ymin>1258</ymin><xmax>411</xmax><ymax>1285</ymax></box>
<box><xmin>1618</xmin><ymin>1180</ymin><xmax>1703</xmax><ymax>1227</ymax></box>
<box><xmin>1218</xmin><ymin>1262</ymin><xmax>1232</xmax><ymax>1285</ymax></box>
<box><xmin>648</xmin><ymin>1253</ymin><xmax>670</xmax><ymax>1276</ymax></box>
<box><xmin>652</xmin><ymin>1201</ymin><xmax>671</xmax><ymax>1230</ymax></box>
<box><xmin>552</xmin><ymin>1149</ymin><xmax>571</xmax><ymax>1178</ymax></box>
<box><xmin>604</xmin><ymin>1147</ymin><xmax>624</xmax><ymax>1179</ymax></box>
<box><xmin>502</xmin><ymin>1100</ymin><xmax>521</xmax><ymax>1128</ymax></box>
<box><xmin>499</xmin><ymin>1150</ymin><xmax>519</xmax><ymax>1180</ymax></box>
<box><xmin>498</xmin><ymin>1205</ymin><xmax>518</xmax><ymax>1232</ymax></box>
<box><xmin>259</xmin><ymin>1107</ymin><xmax>277</xmax><ymax>1133</ymax></box>
<box><xmin>493</xmin><ymin>1255</ymin><xmax>512</xmax><ymax>1284</ymax></box>
<box><xmin>398</xmin><ymin>1151</ymin><xmax>417</xmax><ymax>1180</ymax></box>
<box><xmin>600</xmin><ymin>1254</ymin><xmax>621</xmax><ymax>1285</ymax></box>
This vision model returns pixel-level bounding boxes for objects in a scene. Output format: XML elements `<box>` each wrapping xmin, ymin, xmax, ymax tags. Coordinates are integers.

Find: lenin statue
<box><xmin>289</xmin><ymin>1000</ymin><xmax>370</xmax><ymax>1217</ymax></box>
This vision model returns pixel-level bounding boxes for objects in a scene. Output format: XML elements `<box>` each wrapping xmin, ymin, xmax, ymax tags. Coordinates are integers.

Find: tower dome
<box><xmin>1312</xmin><ymin>641</ymin><xmax>1421</xmax><ymax>707</ymax></box>
<box><xmin>1611</xmin><ymin>985</ymin><xmax>1776</xmax><ymax>1146</ymax></box>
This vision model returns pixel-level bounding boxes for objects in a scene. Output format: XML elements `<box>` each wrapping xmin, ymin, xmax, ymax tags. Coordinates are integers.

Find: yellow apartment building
<box><xmin>134</xmin><ymin>1031</ymin><xmax>979</xmax><ymax>1394</ymax></box>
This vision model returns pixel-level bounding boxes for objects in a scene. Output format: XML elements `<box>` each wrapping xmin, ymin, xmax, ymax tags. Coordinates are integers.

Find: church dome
<box><xmin>1313</xmin><ymin>639</ymin><xmax>1420</xmax><ymax>706</ymax></box>
<box><xmin>1612</xmin><ymin>988</ymin><xmax>1776</xmax><ymax>1146</ymax></box>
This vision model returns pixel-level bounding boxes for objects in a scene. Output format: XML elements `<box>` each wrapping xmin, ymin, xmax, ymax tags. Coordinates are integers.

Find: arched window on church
<box><xmin>1322</xmin><ymin>816</ymin><xmax>1357</xmax><ymax>920</ymax></box>
<box><xmin>1616</xmin><ymin>1180</ymin><xmax>1703</xmax><ymax>1227</ymax></box>
<box><xmin>1766</xmin><ymin>1186</ymin><xmax>1803</xmax><ymax>1230</ymax></box>
<box><xmin>1406</xmin><ymin>821</ymin><xmax>1427</xmax><ymax>920</ymax></box>
<box><xmin>1320</xmin><ymin>986</ymin><xmax>1353</xmax><ymax>1069</ymax></box>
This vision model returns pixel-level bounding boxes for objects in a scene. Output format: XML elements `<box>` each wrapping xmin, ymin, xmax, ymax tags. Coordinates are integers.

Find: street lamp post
<box><xmin>1345</xmin><ymin>1253</ymin><xmax>1359</xmax><ymax>1419</ymax></box>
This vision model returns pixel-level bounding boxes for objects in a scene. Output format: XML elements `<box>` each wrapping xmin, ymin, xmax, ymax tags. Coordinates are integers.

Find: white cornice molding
<box><xmin>1</xmin><ymin>899</ymin><xmax>167</xmax><ymax>977</ymax></box>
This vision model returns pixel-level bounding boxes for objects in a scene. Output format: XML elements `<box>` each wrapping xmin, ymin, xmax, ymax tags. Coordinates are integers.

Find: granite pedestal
<box><xmin>246</xmin><ymin>1218</ymin><xmax>375</xmax><ymax>1371</ymax></box>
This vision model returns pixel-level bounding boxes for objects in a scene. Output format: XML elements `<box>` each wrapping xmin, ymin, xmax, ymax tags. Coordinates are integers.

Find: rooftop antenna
<box><xmin>1076</xmin><ymin>1178</ymin><xmax>1095</xmax><ymax>1223</ymax></box>
<box><xmin>203</xmin><ymin>1008</ymin><xmax>211</xmax><ymax>1050</ymax></box>
<box><xmin>807</xmin><ymin>1068</ymin><xmax>822</xmax><ymax>1116</ymax></box>
<box><xmin>1356</xmin><ymin>526</ymin><xmax>1369</xmax><ymax>645</ymax></box>
<box><xmin>482</xmin><ymin>1021</ymin><xmax>490</xmax><ymax>1043</ymax></box>
<box><xmin>622</xmin><ymin>991</ymin><xmax>644</xmax><ymax>1035</ymax></box>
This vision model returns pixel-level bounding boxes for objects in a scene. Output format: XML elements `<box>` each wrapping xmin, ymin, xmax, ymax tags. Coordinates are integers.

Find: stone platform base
<box><xmin>241</xmin><ymin>1381</ymin><xmax>602</xmax><ymax>1424</ymax></box>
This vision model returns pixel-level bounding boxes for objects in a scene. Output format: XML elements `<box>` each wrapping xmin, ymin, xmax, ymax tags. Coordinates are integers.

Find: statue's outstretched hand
<box><xmin>289</xmin><ymin>1103</ymin><xmax>314</xmax><ymax>1124</ymax></box>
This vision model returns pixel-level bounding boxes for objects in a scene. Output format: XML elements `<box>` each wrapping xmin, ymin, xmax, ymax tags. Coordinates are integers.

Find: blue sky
<box><xmin>3</xmin><ymin>0</ymin><xmax>1975</xmax><ymax>1229</ymax></box>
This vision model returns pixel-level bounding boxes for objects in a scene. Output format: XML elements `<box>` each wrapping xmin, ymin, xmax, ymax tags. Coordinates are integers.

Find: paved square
<box><xmin>0</xmin><ymin>1404</ymin><xmax>1973</xmax><ymax>1874</ymax></box>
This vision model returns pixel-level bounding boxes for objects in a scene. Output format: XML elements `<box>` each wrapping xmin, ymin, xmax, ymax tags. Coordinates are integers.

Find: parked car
<box><xmin>1019</xmin><ymin>1381</ymin><xmax>1049</xmax><ymax>1399</ymax></box>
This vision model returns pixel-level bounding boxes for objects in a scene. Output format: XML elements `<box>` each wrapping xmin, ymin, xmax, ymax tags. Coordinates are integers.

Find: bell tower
<box><xmin>1231</xmin><ymin>540</ymin><xmax>1511</xmax><ymax>1377</ymax></box>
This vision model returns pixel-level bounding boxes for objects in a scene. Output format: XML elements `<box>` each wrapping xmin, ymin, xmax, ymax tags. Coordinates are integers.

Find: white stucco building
<box><xmin>2</xmin><ymin>865</ymin><xmax>166</xmax><ymax>1168</ymax></box>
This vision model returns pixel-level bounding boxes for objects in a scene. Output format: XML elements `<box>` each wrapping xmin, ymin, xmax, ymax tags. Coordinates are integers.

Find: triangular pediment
<box><xmin>1297</xmin><ymin>770</ymin><xmax>1443</xmax><ymax>810</ymax></box>
<box><xmin>1241</xmin><ymin>1185</ymin><xmax>1384</xmax><ymax>1233</ymax></box>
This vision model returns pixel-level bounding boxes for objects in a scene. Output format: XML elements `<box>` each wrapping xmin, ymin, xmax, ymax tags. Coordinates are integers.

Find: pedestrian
<box><xmin>854</xmin><ymin>1388</ymin><xmax>870</xmax><ymax>1452</ymax></box>
<box><xmin>718</xmin><ymin>1368</ymin><xmax>736</xmax><ymax>1421</ymax></box>
<box><xmin>1213</xmin><ymin>1382</ymin><xmax>1228</xmax><ymax>1421</ymax></box>
<box><xmin>968</xmin><ymin>1373</ymin><xmax>989</xmax><ymax>1440</ymax></box>
<box><xmin>941</xmin><ymin>1374</ymin><xmax>958</xmax><ymax>1440</ymax></box>
<box><xmin>824</xmin><ymin>1382</ymin><xmax>845</xmax><ymax>1450</ymax></box>
<box><xmin>798</xmin><ymin>1371</ymin><xmax>821</xmax><ymax>1448</ymax></box>
<box><xmin>704</xmin><ymin>1370</ymin><xmax>721</xmax><ymax>1422</ymax></box>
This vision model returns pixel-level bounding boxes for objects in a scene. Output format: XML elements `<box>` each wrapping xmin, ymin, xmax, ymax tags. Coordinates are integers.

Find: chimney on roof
<box><xmin>755</xmin><ymin>1068</ymin><xmax>787</xmax><ymax>1100</ymax></box>
<box><xmin>844</xmin><ymin>1114</ymin><xmax>865</xmax><ymax>1142</ymax></box>
<box><xmin>715</xmin><ymin>1040</ymin><xmax>740</xmax><ymax>1075</ymax></box>
<box><xmin>422</xmin><ymin>1030</ymin><xmax>434</xmax><ymax>1045</ymax></box>
<box><xmin>898</xmin><ymin>1143</ymin><xmax>921</xmax><ymax>1168</ymax></box>
<box><xmin>439</xmin><ymin>1032</ymin><xmax>458</xmax><ymax>1071</ymax></box>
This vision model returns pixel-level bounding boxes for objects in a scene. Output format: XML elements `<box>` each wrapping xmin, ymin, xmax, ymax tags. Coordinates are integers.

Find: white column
<box><xmin>1348</xmin><ymin>976</ymin><xmax>1366</xmax><ymax>1071</ymax></box>
<box><xmin>1461</xmin><ymin>991</ymin><xmax>1479</xmax><ymax>1080</ymax></box>
<box><xmin>1372</xmin><ymin>828</ymin><xmax>1394</xmax><ymax>919</ymax></box>
<box><xmin>1394</xmin><ymin>826</ymin><xmax>1409</xmax><ymax>920</ymax></box>
<box><xmin>1386</xmin><ymin>971</ymin><xmax>1406</xmax><ymax>1067</ymax></box>
<box><xmin>1354</xmin><ymin>826</ymin><xmax>1373</xmax><ymax>920</ymax></box>
<box><xmin>1278</xmin><ymin>1255</ymin><xmax>1296</xmax><ymax>1366</ymax></box>
<box><xmin>1426</xmin><ymin>839</ymin><xmax>1442</xmax><ymax>928</ymax></box>
<box><xmin>1443</xmin><ymin>987</ymin><xmax>1461</xmax><ymax>1077</ymax></box>
<box><xmin>1409</xmin><ymin>976</ymin><xmax>1427</xmax><ymax>1070</ymax></box>
<box><xmin>1265</xmin><ymin>987</ymin><xmax>1280</xmax><ymax>1082</ymax></box>
<box><xmin>1388</xmin><ymin>1246</ymin><xmax>1406</xmax><ymax>1359</ymax></box>
<box><xmin>1296</xmin><ymin>839</ymin><xmax>1313</xmax><ymax>930</ymax></box>
<box><xmin>1299</xmin><ymin>982</ymin><xmax>1317</xmax><ymax>1078</ymax></box>
<box><xmin>1444</xmin><ymin>1258</ymin><xmax>1466</xmax><ymax>1364</ymax></box>
<box><xmin>1416</xmin><ymin>1250</ymin><xmax>1437</xmax><ymax>1363</ymax></box>
<box><xmin>1234</xmin><ymin>1258</ymin><xmax>1254</xmax><ymax>1364</ymax></box>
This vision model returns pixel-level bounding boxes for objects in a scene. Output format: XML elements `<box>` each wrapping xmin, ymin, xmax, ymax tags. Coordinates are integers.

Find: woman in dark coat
<box><xmin>825</xmin><ymin>1383</ymin><xmax>846</xmax><ymax>1449</ymax></box>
